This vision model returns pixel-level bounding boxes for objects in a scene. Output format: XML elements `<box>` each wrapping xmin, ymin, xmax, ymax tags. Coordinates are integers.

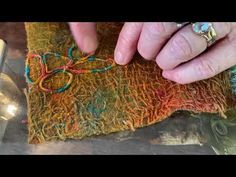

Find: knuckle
<box><xmin>118</xmin><ymin>33</ymin><xmax>133</xmax><ymax>48</ymax></box>
<box><xmin>172</xmin><ymin>33</ymin><xmax>193</xmax><ymax>59</ymax></box>
<box><xmin>124</xmin><ymin>23</ymin><xmax>141</xmax><ymax>38</ymax></box>
<box><xmin>216</xmin><ymin>22</ymin><xmax>231</xmax><ymax>38</ymax></box>
<box><xmin>147</xmin><ymin>23</ymin><xmax>169</xmax><ymax>38</ymax></box>
<box><xmin>196</xmin><ymin>58</ymin><xmax>219</xmax><ymax>78</ymax></box>
<box><xmin>223</xmin><ymin>22</ymin><xmax>231</xmax><ymax>34</ymax></box>
<box><xmin>227</xmin><ymin>29</ymin><xmax>236</xmax><ymax>48</ymax></box>
<box><xmin>128</xmin><ymin>22</ymin><xmax>142</xmax><ymax>29</ymax></box>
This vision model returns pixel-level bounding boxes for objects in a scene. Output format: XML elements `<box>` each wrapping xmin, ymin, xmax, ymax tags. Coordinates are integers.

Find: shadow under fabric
<box><xmin>25</xmin><ymin>22</ymin><xmax>236</xmax><ymax>144</ymax></box>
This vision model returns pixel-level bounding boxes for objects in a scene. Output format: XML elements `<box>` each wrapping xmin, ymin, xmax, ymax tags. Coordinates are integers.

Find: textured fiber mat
<box><xmin>25</xmin><ymin>22</ymin><xmax>235</xmax><ymax>144</ymax></box>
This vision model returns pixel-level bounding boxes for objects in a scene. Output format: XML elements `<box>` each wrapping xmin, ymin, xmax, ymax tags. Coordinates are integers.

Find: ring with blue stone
<box><xmin>192</xmin><ymin>22</ymin><xmax>217</xmax><ymax>47</ymax></box>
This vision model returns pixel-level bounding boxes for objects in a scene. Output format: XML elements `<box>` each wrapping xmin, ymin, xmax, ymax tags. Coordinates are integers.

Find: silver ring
<box><xmin>192</xmin><ymin>22</ymin><xmax>217</xmax><ymax>47</ymax></box>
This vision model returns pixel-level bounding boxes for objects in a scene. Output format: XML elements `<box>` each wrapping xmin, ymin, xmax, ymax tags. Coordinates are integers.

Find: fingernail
<box><xmin>115</xmin><ymin>51</ymin><xmax>125</xmax><ymax>65</ymax></box>
<box><xmin>82</xmin><ymin>35</ymin><xmax>98</xmax><ymax>54</ymax></box>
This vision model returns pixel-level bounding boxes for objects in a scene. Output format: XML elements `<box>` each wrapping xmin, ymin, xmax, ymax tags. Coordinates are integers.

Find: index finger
<box><xmin>69</xmin><ymin>22</ymin><xmax>98</xmax><ymax>54</ymax></box>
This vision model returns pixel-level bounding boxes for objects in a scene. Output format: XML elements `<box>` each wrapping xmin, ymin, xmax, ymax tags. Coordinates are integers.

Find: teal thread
<box><xmin>25</xmin><ymin>66</ymin><xmax>33</xmax><ymax>83</ymax></box>
<box><xmin>230</xmin><ymin>66</ymin><xmax>236</xmax><ymax>95</ymax></box>
<box><xmin>88</xmin><ymin>56</ymin><xmax>96</xmax><ymax>61</ymax></box>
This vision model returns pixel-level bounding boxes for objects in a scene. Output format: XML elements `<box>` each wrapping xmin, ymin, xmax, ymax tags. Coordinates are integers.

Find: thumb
<box><xmin>69</xmin><ymin>22</ymin><xmax>98</xmax><ymax>54</ymax></box>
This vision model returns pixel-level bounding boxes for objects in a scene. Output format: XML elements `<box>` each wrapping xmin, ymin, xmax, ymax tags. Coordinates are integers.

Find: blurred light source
<box><xmin>6</xmin><ymin>104</ymin><xmax>17</xmax><ymax>116</ymax></box>
<box><xmin>0</xmin><ymin>39</ymin><xmax>22</xmax><ymax>121</ymax></box>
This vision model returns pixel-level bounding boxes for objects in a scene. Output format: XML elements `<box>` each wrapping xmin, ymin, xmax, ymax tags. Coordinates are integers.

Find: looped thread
<box><xmin>25</xmin><ymin>46</ymin><xmax>116</xmax><ymax>93</ymax></box>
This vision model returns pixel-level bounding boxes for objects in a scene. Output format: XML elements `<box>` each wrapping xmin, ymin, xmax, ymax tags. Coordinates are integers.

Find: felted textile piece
<box><xmin>25</xmin><ymin>22</ymin><xmax>235</xmax><ymax>144</ymax></box>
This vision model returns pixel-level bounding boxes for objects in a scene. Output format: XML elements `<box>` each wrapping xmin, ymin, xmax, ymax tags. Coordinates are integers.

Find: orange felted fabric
<box><xmin>25</xmin><ymin>22</ymin><xmax>234</xmax><ymax>144</ymax></box>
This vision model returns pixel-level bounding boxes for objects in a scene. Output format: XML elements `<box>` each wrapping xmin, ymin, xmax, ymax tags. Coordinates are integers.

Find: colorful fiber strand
<box><xmin>26</xmin><ymin>22</ymin><xmax>235</xmax><ymax>144</ymax></box>
<box><xmin>230</xmin><ymin>66</ymin><xmax>236</xmax><ymax>95</ymax></box>
<box><xmin>25</xmin><ymin>47</ymin><xmax>116</xmax><ymax>93</ymax></box>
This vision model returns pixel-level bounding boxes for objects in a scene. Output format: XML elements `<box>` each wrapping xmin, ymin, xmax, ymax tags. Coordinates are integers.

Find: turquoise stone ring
<box><xmin>192</xmin><ymin>22</ymin><xmax>217</xmax><ymax>46</ymax></box>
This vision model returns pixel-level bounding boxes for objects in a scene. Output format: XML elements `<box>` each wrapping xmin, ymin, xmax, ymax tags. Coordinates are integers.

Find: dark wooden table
<box><xmin>0</xmin><ymin>22</ymin><xmax>216</xmax><ymax>154</ymax></box>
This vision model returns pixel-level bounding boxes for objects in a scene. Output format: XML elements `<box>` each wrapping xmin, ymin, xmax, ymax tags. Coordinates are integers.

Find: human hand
<box><xmin>69</xmin><ymin>22</ymin><xmax>236</xmax><ymax>84</ymax></box>
<box><xmin>114</xmin><ymin>22</ymin><xmax>236</xmax><ymax>84</ymax></box>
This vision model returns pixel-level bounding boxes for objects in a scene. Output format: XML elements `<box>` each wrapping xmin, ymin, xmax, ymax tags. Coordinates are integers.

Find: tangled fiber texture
<box><xmin>25</xmin><ymin>22</ymin><xmax>235</xmax><ymax>144</ymax></box>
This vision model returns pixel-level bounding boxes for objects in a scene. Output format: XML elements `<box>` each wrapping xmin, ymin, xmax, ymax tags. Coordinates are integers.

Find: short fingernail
<box><xmin>115</xmin><ymin>51</ymin><xmax>125</xmax><ymax>65</ymax></box>
<box><xmin>82</xmin><ymin>35</ymin><xmax>98</xmax><ymax>53</ymax></box>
